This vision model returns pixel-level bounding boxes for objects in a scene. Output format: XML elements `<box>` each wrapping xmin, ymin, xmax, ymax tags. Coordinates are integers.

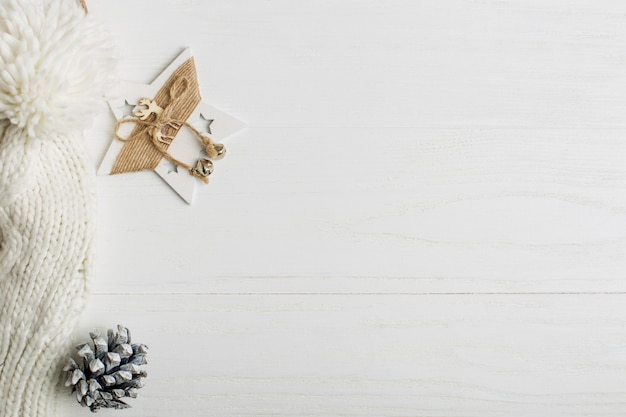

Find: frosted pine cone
<box><xmin>64</xmin><ymin>325</ymin><xmax>148</xmax><ymax>412</ymax></box>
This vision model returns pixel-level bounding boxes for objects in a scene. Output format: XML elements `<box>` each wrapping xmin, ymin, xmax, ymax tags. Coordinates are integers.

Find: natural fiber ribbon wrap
<box><xmin>111</xmin><ymin>57</ymin><xmax>201</xmax><ymax>174</ymax></box>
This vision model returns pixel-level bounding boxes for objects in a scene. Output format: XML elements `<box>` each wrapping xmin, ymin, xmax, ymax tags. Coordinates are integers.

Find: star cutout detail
<box><xmin>164</xmin><ymin>160</ymin><xmax>178</xmax><ymax>174</ymax></box>
<box><xmin>119</xmin><ymin>100</ymin><xmax>136</xmax><ymax>118</ymax></box>
<box><xmin>200</xmin><ymin>114</ymin><xmax>215</xmax><ymax>135</ymax></box>
<box><xmin>99</xmin><ymin>48</ymin><xmax>246</xmax><ymax>204</ymax></box>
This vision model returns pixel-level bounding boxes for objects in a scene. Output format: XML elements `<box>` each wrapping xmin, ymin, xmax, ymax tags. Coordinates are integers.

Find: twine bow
<box><xmin>113</xmin><ymin>77</ymin><xmax>224</xmax><ymax>183</ymax></box>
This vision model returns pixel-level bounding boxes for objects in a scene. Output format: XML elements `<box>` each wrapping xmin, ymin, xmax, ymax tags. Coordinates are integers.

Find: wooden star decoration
<box><xmin>98</xmin><ymin>48</ymin><xmax>246</xmax><ymax>204</ymax></box>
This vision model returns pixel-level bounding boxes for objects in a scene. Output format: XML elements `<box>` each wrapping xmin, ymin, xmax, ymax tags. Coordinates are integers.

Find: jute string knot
<box><xmin>113</xmin><ymin>76</ymin><xmax>222</xmax><ymax>184</ymax></box>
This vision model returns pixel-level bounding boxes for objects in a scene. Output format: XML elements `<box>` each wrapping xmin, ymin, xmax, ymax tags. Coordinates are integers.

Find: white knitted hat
<box><xmin>0</xmin><ymin>0</ymin><xmax>114</xmax><ymax>415</ymax></box>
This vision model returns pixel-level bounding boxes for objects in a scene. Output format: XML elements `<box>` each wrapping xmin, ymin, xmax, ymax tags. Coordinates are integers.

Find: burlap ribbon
<box><xmin>112</xmin><ymin>57</ymin><xmax>221</xmax><ymax>183</ymax></box>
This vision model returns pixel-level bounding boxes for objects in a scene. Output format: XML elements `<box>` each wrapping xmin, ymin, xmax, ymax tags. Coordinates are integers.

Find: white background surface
<box><xmin>59</xmin><ymin>1</ymin><xmax>626</xmax><ymax>415</ymax></box>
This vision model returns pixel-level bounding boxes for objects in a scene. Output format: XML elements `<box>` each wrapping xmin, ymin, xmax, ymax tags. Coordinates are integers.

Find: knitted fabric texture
<box><xmin>0</xmin><ymin>1</ymin><xmax>114</xmax><ymax>416</ymax></box>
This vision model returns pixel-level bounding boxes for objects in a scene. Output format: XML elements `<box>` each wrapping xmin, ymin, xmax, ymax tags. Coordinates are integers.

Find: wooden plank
<box><xmin>94</xmin><ymin>0</ymin><xmax>626</xmax><ymax>129</ymax></box>
<box><xmin>58</xmin><ymin>294</ymin><xmax>626</xmax><ymax>416</ymax></box>
<box><xmin>91</xmin><ymin>127</ymin><xmax>626</xmax><ymax>294</ymax></box>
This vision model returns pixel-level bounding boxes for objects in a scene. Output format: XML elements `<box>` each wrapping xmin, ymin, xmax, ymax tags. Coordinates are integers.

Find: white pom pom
<box><xmin>0</xmin><ymin>0</ymin><xmax>115</xmax><ymax>138</ymax></box>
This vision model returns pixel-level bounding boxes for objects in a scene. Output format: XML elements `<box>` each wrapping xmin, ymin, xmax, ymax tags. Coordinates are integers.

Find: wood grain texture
<box><xmin>59</xmin><ymin>294</ymin><xmax>626</xmax><ymax>416</ymax></box>
<box><xmin>62</xmin><ymin>0</ymin><xmax>626</xmax><ymax>415</ymax></box>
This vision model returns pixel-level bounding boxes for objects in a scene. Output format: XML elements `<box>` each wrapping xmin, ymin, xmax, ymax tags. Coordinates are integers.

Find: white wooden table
<box><xmin>60</xmin><ymin>1</ymin><xmax>626</xmax><ymax>415</ymax></box>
